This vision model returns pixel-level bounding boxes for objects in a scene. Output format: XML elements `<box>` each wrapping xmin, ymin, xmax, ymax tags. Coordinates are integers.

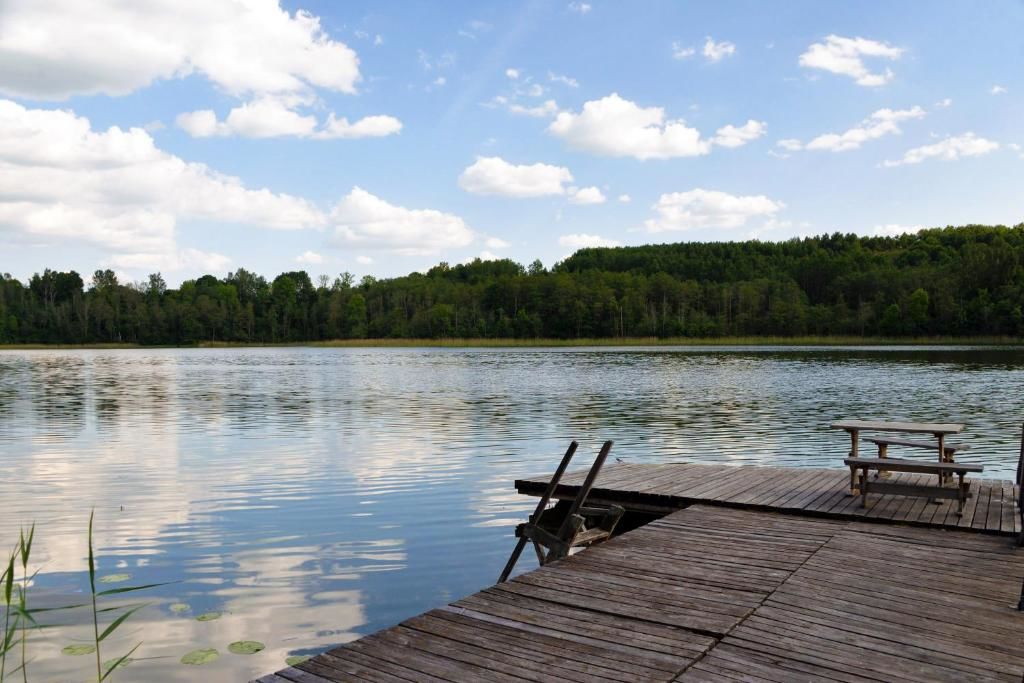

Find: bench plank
<box><xmin>831</xmin><ymin>420</ymin><xmax>964</xmax><ymax>434</ymax></box>
<box><xmin>844</xmin><ymin>458</ymin><xmax>983</xmax><ymax>474</ymax></box>
<box><xmin>866</xmin><ymin>437</ymin><xmax>969</xmax><ymax>452</ymax></box>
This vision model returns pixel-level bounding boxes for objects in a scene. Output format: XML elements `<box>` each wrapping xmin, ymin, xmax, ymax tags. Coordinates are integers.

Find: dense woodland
<box><xmin>2</xmin><ymin>224</ymin><xmax>1024</xmax><ymax>344</ymax></box>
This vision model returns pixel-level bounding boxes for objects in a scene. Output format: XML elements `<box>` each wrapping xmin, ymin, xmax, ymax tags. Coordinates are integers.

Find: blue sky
<box><xmin>0</xmin><ymin>0</ymin><xmax>1020</xmax><ymax>285</ymax></box>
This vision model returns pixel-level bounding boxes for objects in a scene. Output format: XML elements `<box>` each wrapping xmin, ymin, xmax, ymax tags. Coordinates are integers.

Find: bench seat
<box><xmin>866</xmin><ymin>437</ymin><xmax>969</xmax><ymax>454</ymax></box>
<box><xmin>844</xmin><ymin>457</ymin><xmax>982</xmax><ymax>515</ymax></box>
<box><xmin>844</xmin><ymin>457</ymin><xmax>982</xmax><ymax>474</ymax></box>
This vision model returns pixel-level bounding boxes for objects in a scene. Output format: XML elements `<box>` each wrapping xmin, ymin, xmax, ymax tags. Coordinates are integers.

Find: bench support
<box><xmin>857</xmin><ymin>467</ymin><xmax>970</xmax><ymax>515</ymax></box>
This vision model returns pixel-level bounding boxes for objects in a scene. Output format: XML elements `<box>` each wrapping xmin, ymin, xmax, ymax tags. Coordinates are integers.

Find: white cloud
<box><xmin>559</xmin><ymin>233</ymin><xmax>621</xmax><ymax>249</ymax></box>
<box><xmin>935</xmin><ymin>98</ymin><xmax>953</xmax><ymax>108</ymax></box>
<box><xmin>485</xmin><ymin>237</ymin><xmax>511</xmax><ymax>249</ymax></box>
<box><xmin>107</xmin><ymin>248</ymin><xmax>231</xmax><ymax>274</ymax></box>
<box><xmin>374</xmin><ymin>34</ymin><xmax>383</xmax><ymax>46</ymax></box>
<box><xmin>777</xmin><ymin>138</ymin><xmax>803</xmax><ymax>151</ymax></box>
<box><xmin>0</xmin><ymin>0</ymin><xmax>361</xmax><ymax>100</ymax></box>
<box><xmin>799</xmin><ymin>35</ymin><xmax>903</xmax><ymax>86</ymax></box>
<box><xmin>883</xmin><ymin>133</ymin><xmax>1000</xmax><ymax>166</ymax></box>
<box><xmin>329</xmin><ymin>187</ymin><xmax>473</xmax><ymax>255</ymax></box>
<box><xmin>458</xmin><ymin>156</ymin><xmax>573</xmax><ymax>197</ymax></box>
<box><xmin>713</xmin><ymin>120</ymin><xmax>767</xmax><ymax>148</ymax></box>
<box><xmin>548</xmin><ymin>72</ymin><xmax>579</xmax><ymax>88</ymax></box>
<box><xmin>644</xmin><ymin>188</ymin><xmax>784</xmax><ymax>233</ymax></box>
<box><xmin>176</xmin><ymin>97</ymin><xmax>401</xmax><ymax>140</ymax></box>
<box><xmin>356</xmin><ymin>255</ymin><xmax>374</xmax><ymax>265</ymax></box>
<box><xmin>991</xmin><ymin>85</ymin><xmax>1007</xmax><ymax>95</ymax></box>
<box><xmin>803</xmin><ymin>106</ymin><xmax>925</xmax><ymax>152</ymax></box>
<box><xmin>508</xmin><ymin>99</ymin><xmax>560</xmax><ymax>118</ymax></box>
<box><xmin>618</xmin><ymin>194</ymin><xmax>632</xmax><ymax>203</ymax></box>
<box><xmin>549</xmin><ymin>93</ymin><xmax>759</xmax><ymax>159</ymax></box>
<box><xmin>0</xmin><ymin>100</ymin><xmax>323</xmax><ymax>268</ymax></box>
<box><xmin>567</xmin><ymin>186</ymin><xmax>607</xmax><ymax>205</ymax></box>
<box><xmin>568</xmin><ymin>2</ymin><xmax>592</xmax><ymax>14</ymax></box>
<box><xmin>295</xmin><ymin>250</ymin><xmax>324</xmax><ymax>264</ymax></box>
<box><xmin>432</xmin><ymin>76</ymin><xmax>447</xmax><ymax>87</ymax></box>
<box><xmin>672</xmin><ymin>42</ymin><xmax>696</xmax><ymax>60</ymax></box>
<box><xmin>703</xmin><ymin>37</ymin><xmax>736</xmax><ymax>62</ymax></box>
<box><xmin>506</xmin><ymin>68</ymin><xmax>520</xmax><ymax>80</ymax></box>
<box><xmin>872</xmin><ymin>224</ymin><xmax>923</xmax><ymax>237</ymax></box>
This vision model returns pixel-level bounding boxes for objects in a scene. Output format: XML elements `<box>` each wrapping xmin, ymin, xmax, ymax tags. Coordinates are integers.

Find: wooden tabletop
<box><xmin>830</xmin><ymin>419</ymin><xmax>964</xmax><ymax>434</ymax></box>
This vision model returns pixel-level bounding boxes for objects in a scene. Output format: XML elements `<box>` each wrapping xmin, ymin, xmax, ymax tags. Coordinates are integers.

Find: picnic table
<box><xmin>830</xmin><ymin>419</ymin><xmax>964</xmax><ymax>463</ymax></box>
<box><xmin>831</xmin><ymin>419</ymin><xmax>981</xmax><ymax>515</ymax></box>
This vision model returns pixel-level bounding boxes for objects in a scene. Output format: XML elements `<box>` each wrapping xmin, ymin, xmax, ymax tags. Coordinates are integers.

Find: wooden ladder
<box><xmin>497</xmin><ymin>440</ymin><xmax>624</xmax><ymax>583</ymax></box>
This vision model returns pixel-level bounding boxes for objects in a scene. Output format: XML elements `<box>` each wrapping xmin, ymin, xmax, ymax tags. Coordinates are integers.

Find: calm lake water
<box><xmin>1</xmin><ymin>345</ymin><xmax>1022</xmax><ymax>681</ymax></box>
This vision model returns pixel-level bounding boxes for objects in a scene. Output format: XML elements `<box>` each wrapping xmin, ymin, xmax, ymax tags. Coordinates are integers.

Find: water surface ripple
<box><xmin>0</xmin><ymin>346</ymin><xmax>1021</xmax><ymax>680</ymax></box>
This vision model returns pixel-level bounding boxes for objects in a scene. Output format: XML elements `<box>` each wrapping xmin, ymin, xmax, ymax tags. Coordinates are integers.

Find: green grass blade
<box><xmin>3</xmin><ymin>553</ymin><xmax>13</xmax><ymax>606</ymax></box>
<box><xmin>100</xmin><ymin>642</ymin><xmax>141</xmax><ymax>682</ymax></box>
<box><xmin>87</xmin><ymin>511</ymin><xmax>96</xmax><ymax>595</ymax></box>
<box><xmin>96</xmin><ymin>582</ymin><xmax>169</xmax><ymax>597</ymax></box>
<box><xmin>98</xmin><ymin>604</ymin><xmax>147</xmax><ymax>643</ymax></box>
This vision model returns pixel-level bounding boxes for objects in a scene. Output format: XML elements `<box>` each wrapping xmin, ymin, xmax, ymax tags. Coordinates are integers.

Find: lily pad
<box><xmin>195</xmin><ymin>611</ymin><xmax>221</xmax><ymax>622</ymax></box>
<box><xmin>62</xmin><ymin>644</ymin><xmax>96</xmax><ymax>656</ymax></box>
<box><xmin>180</xmin><ymin>648</ymin><xmax>219</xmax><ymax>665</ymax></box>
<box><xmin>285</xmin><ymin>655</ymin><xmax>312</xmax><ymax>666</ymax></box>
<box><xmin>228</xmin><ymin>640</ymin><xmax>265</xmax><ymax>655</ymax></box>
<box><xmin>98</xmin><ymin>573</ymin><xmax>132</xmax><ymax>584</ymax></box>
<box><xmin>169</xmin><ymin>602</ymin><xmax>191</xmax><ymax>613</ymax></box>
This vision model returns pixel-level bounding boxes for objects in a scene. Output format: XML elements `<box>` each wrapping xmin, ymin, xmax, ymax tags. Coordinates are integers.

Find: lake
<box><xmin>1</xmin><ymin>345</ymin><xmax>1022</xmax><ymax>681</ymax></box>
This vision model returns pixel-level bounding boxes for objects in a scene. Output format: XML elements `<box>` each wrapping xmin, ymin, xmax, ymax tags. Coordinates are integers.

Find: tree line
<box><xmin>2</xmin><ymin>224</ymin><xmax>1023</xmax><ymax>345</ymax></box>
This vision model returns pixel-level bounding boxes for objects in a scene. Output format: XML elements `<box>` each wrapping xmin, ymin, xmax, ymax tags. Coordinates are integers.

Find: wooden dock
<box><xmin>255</xmin><ymin>462</ymin><xmax>1023</xmax><ymax>682</ymax></box>
<box><xmin>256</xmin><ymin>503</ymin><xmax>1024</xmax><ymax>682</ymax></box>
<box><xmin>517</xmin><ymin>462</ymin><xmax>1023</xmax><ymax>536</ymax></box>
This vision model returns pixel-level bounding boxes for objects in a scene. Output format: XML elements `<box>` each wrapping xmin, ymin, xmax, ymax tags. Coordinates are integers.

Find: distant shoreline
<box><xmin>2</xmin><ymin>335</ymin><xmax>1023</xmax><ymax>350</ymax></box>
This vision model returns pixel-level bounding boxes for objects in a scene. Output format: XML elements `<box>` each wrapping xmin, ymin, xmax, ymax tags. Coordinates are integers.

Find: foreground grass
<box><xmin>2</xmin><ymin>335</ymin><xmax>1021</xmax><ymax>350</ymax></box>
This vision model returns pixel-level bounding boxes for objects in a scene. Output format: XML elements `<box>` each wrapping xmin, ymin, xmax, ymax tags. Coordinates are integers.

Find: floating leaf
<box><xmin>62</xmin><ymin>644</ymin><xmax>96</xmax><ymax>656</ymax></box>
<box><xmin>98</xmin><ymin>573</ymin><xmax>131</xmax><ymax>584</ymax></box>
<box><xmin>228</xmin><ymin>641</ymin><xmax>265</xmax><ymax>655</ymax></box>
<box><xmin>103</xmin><ymin>657</ymin><xmax>131</xmax><ymax>670</ymax></box>
<box><xmin>195</xmin><ymin>612</ymin><xmax>221</xmax><ymax>622</ymax></box>
<box><xmin>180</xmin><ymin>648</ymin><xmax>219</xmax><ymax>665</ymax></box>
<box><xmin>285</xmin><ymin>655</ymin><xmax>311</xmax><ymax>666</ymax></box>
<box><xmin>169</xmin><ymin>603</ymin><xmax>190</xmax><ymax>613</ymax></box>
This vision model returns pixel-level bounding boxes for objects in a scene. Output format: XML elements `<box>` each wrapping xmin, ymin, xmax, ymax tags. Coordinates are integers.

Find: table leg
<box><xmin>849</xmin><ymin>429</ymin><xmax>859</xmax><ymax>458</ymax></box>
<box><xmin>936</xmin><ymin>432</ymin><xmax>946</xmax><ymax>485</ymax></box>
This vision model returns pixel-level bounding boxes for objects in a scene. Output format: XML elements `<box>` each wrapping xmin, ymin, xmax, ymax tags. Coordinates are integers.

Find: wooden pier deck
<box><xmin>517</xmin><ymin>462</ymin><xmax>1023</xmax><ymax>536</ymax></box>
<box><xmin>256</xmin><ymin>503</ymin><xmax>1024</xmax><ymax>682</ymax></box>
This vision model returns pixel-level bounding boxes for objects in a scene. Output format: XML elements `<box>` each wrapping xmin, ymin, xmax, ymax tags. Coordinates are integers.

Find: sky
<box><xmin>0</xmin><ymin>0</ymin><xmax>1021</xmax><ymax>286</ymax></box>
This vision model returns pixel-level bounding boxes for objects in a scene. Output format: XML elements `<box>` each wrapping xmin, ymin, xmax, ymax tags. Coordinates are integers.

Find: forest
<box><xmin>2</xmin><ymin>224</ymin><xmax>1023</xmax><ymax>345</ymax></box>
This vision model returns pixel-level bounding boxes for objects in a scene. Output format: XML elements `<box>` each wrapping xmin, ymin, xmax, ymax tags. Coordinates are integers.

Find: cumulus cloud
<box><xmin>356</xmin><ymin>255</ymin><xmax>374</xmax><ymax>265</ymax></box>
<box><xmin>882</xmin><ymin>133</ymin><xmax>1000</xmax><ymax>166</ymax></box>
<box><xmin>618</xmin><ymin>194</ymin><xmax>632</xmax><ymax>203</ymax></box>
<box><xmin>176</xmin><ymin>97</ymin><xmax>401</xmax><ymax>140</ymax></box>
<box><xmin>329</xmin><ymin>187</ymin><xmax>473</xmax><ymax>255</ymax></box>
<box><xmin>776</xmin><ymin>139</ymin><xmax>803</xmax><ymax>152</ymax></box>
<box><xmin>0</xmin><ymin>2</ymin><xmax>403</xmax><ymax>143</ymax></box>
<box><xmin>799</xmin><ymin>35</ymin><xmax>903</xmax><ymax>86</ymax></box>
<box><xmin>559</xmin><ymin>233</ymin><xmax>621</xmax><ymax>249</ymax></box>
<box><xmin>703</xmin><ymin>37</ymin><xmax>736</xmax><ymax>62</ymax></box>
<box><xmin>548</xmin><ymin>72</ymin><xmax>579</xmax><ymax>88</ymax></box>
<box><xmin>0</xmin><ymin>100</ymin><xmax>323</xmax><ymax>270</ymax></box>
<box><xmin>567</xmin><ymin>186</ymin><xmax>607</xmax><ymax>205</ymax></box>
<box><xmin>672</xmin><ymin>42</ymin><xmax>696</xmax><ymax>59</ymax></box>
<box><xmin>485</xmin><ymin>237</ymin><xmax>511</xmax><ymax>249</ymax></box>
<box><xmin>991</xmin><ymin>85</ymin><xmax>1007</xmax><ymax>95</ymax></box>
<box><xmin>0</xmin><ymin>0</ymin><xmax>361</xmax><ymax>100</ymax></box>
<box><xmin>713</xmin><ymin>120</ymin><xmax>767</xmax><ymax>148</ymax></box>
<box><xmin>935</xmin><ymin>98</ymin><xmax>953</xmax><ymax>108</ymax></box>
<box><xmin>107</xmin><ymin>248</ymin><xmax>231</xmax><ymax>273</ymax></box>
<box><xmin>644</xmin><ymin>189</ymin><xmax>784</xmax><ymax>234</ymax></box>
<box><xmin>872</xmin><ymin>224</ymin><xmax>924</xmax><ymax>237</ymax></box>
<box><xmin>549</xmin><ymin>93</ymin><xmax>760</xmax><ymax>160</ymax></box>
<box><xmin>508</xmin><ymin>100</ymin><xmax>561</xmax><ymax>118</ymax></box>
<box><xmin>797</xmin><ymin>106</ymin><xmax>925</xmax><ymax>152</ymax></box>
<box><xmin>458</xmin><ymin>157</ymin><xmax>573</xmax><ymax>197</ymax></box>
<box><xmin>568</xmin><ymin>2</ymin><xmax>592</xmax><ymax>14</ymax></box>
<box><xmin>295</xmin><ymin>250</ymin><xmax>324</xmax><ymax>264</ymax></box>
